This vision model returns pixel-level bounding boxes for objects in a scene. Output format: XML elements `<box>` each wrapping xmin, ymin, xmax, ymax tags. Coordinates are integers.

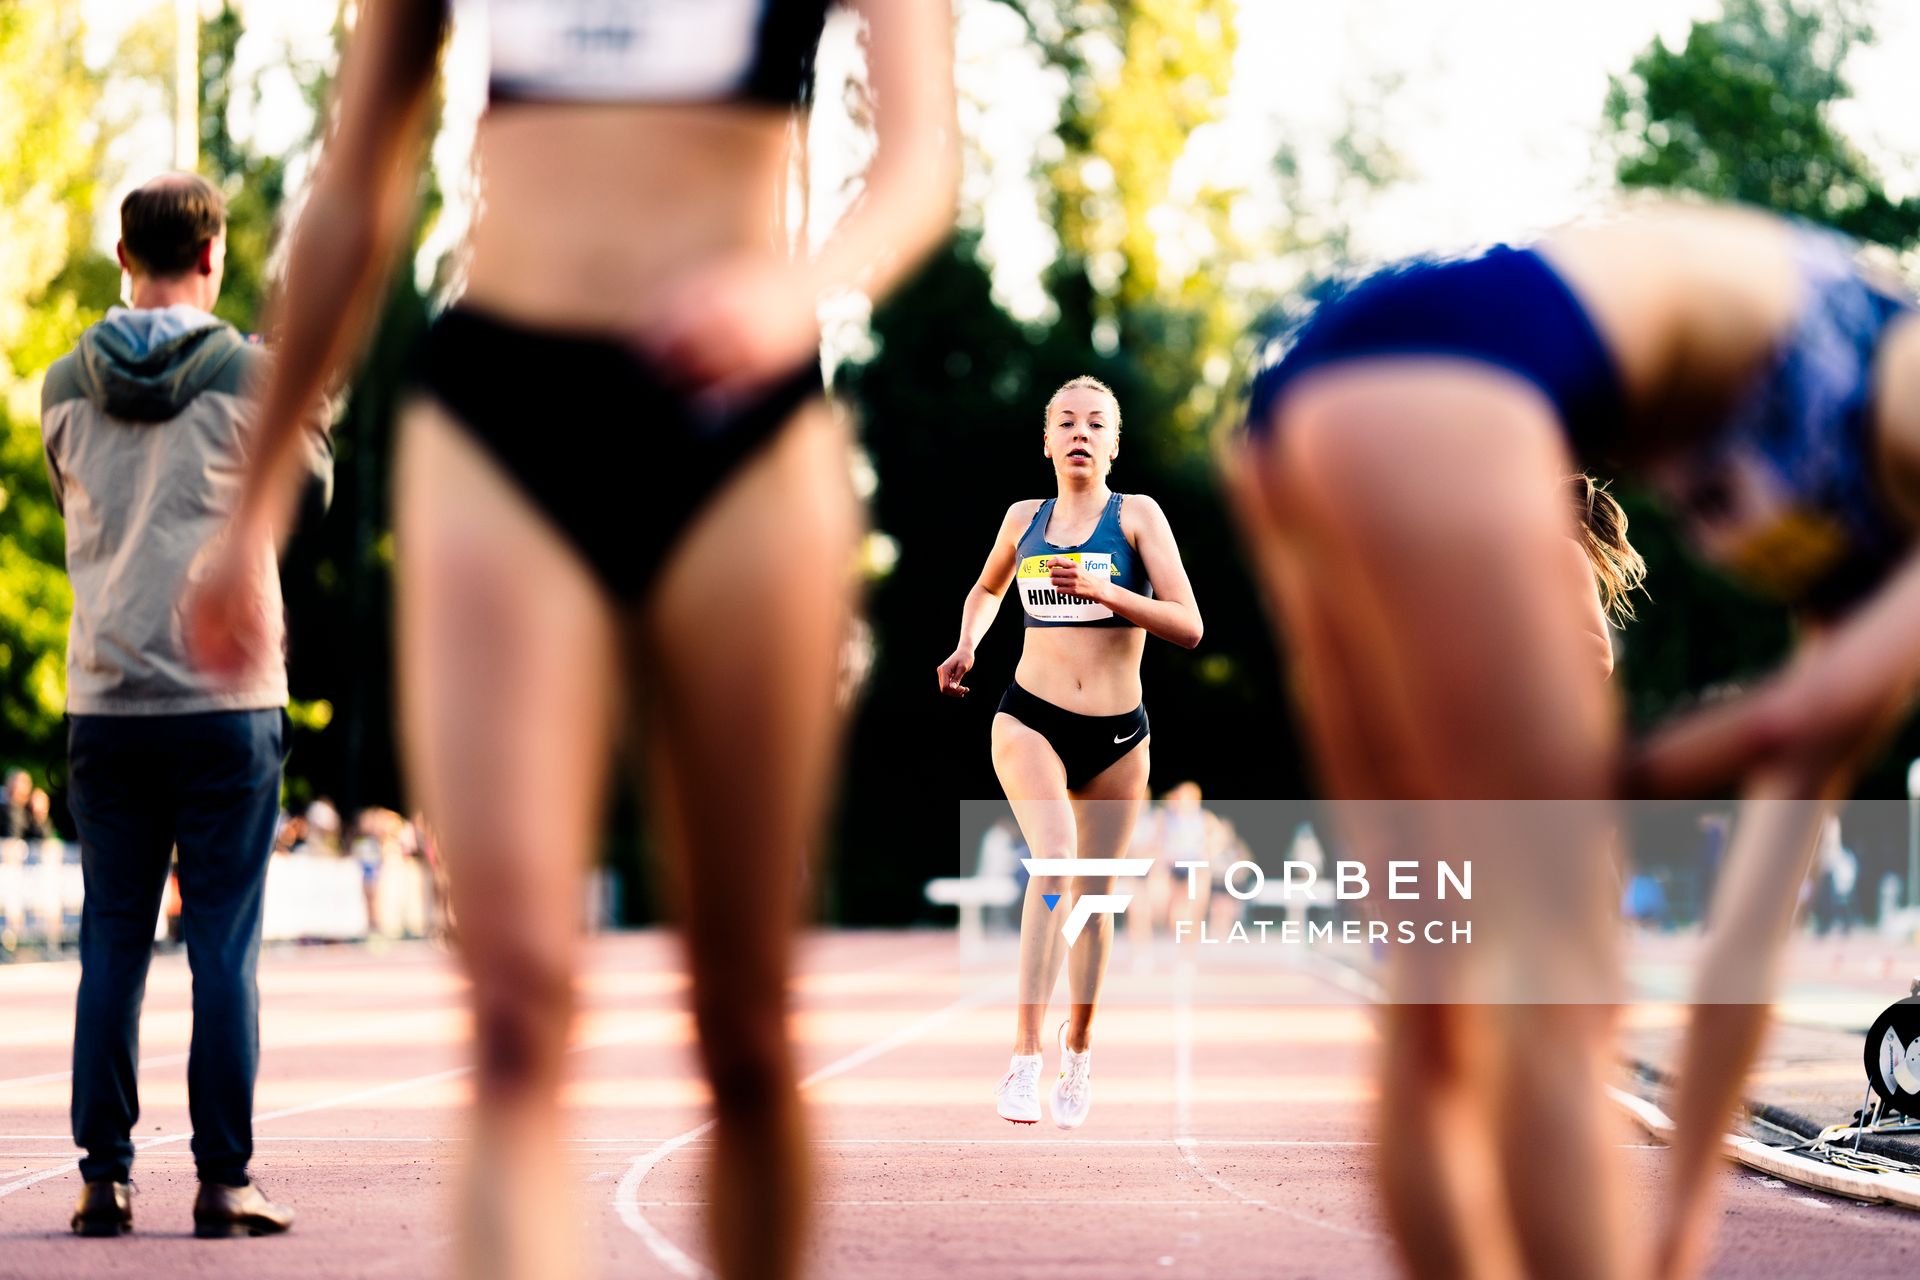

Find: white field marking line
<box><xmin>0</xmin><ymin>1133</ymin><xmax>479</xmax><ymax>1144</ymax></box>
<box><xmin>0</xmin><ymin>939</ymin><xmax>952</xmax><ymax>1094</ymax></box>
<box><xmin>630</xmin><ymin>1199</ymin><xmax>1253</xmax><ymax>1208</ymax></box>
<box><xmin>0</xmin><ymin>1022</ymin><xmax>653</xmax><ymax>1196</ymax></box>
<box><xmin>1170</xmin><ymin>957</ymin><xmax>1384</xmax><ymax>1244</ymax></box>
<box><xmin>0</xmin><ymin>1143</ymin><xmax>1382</xmax><ymax>1151</ymax></box>
<box><xmin>0</xmin><ymin>1062</ymin><xmax>475</xmax><ymax>1201</ymax></box>
<box><xmin>614</xmin><ymin>984</ymin><xmax>995</xmax><ymax>1280</ymax></box>
<box><xmin>0</xmin><ymin>996</ymin><xmax>473</xmax><ymax>1094</ymax></box>
<box><xmin>0</xmin><ymin>1024</ymin><xmax>653</xmax><ymax>1197</ymax></box>
<box><xmin>0</xmin><ymin>944</ymin><xmax>967</xmax><ymax>1201</ymax></box>
<box><xmin>0</xmin><ymin>1052</ymin><xmax>190</xmax><ymax>1091</ymax></box>
<box><xmin>0</xmin><ymin>972</ymin><xmax>758</xmax><ymax>1199</ymax></box>
<box><xmin>784</xmin><ymin>1138</ymin><xmax>1383</xmax><ymax>1147</ymax></box>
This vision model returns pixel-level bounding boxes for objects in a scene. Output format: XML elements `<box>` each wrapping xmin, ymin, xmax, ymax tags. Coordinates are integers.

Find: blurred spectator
<box><xmin>1623</xmin><ymin>870</ymin><xmax>1670</xmax><ymax>929</ymax></box>
<box><xmin>2</xmin><ymin>770</ymin><xmax>32</xmax><ymax>839</ymax></box>
<box><xmin>27</xmin><ymin>788</ymin><xmax>53</xmax><ymax>840</ymax></box>
<box><xmin>976</xmin><ymin>815</ymin><xmax>1028</xmax><ymax>937</ymax></box>
<box><xmin>272</xmin><ymin>813</ymin><xmax>309</xmax><ymax>856</ymax></box>
<box><xmin>349</xmin><ymin>807</ymin><xmax>429</xmax><ymax>939</ymax></box>
<box><xmin>416</xmin><ymin>813</ymin><xmax>453</xmax><ymax>944</ymax></box>
<box><xmin>1695</xmin><ymin>810</ymin><xmax>1731</xmax><ymax>926</ymax></box>
<box><xmin>1812</xmin><ymin>815</ymin><xmax>1860</xmax><ymax>936</ymax></box>
<box><xmin>304</xmin><ymin>798</ymin><xmax>342</xmax><ymax>856</ymax></box>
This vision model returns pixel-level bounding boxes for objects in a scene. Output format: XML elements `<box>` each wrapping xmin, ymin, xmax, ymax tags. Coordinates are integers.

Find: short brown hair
<box><xmin>120</xmin><ymin>173</ymin><xmax>225</xmax><ymax>277</ymax></box>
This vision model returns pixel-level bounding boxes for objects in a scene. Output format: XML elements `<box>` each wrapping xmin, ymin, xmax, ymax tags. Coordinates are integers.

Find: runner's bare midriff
<box><xmin>462</xmin><ymin>103</ymin><xmax>795</xmax><ymax>332</ymax></box>
<box><xmin>1013</xmin><ymin>627</ymin><xmax>1148</xmax><ymax>718</ymax></box>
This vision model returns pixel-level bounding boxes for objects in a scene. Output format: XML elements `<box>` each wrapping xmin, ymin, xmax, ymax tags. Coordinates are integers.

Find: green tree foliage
<box><xmin>1602</xmin><ymin>0</ymin><xmax>1920</xmax><ymax>797</ymax></box>
<box><xmin>1008</xmin><ymin>0</ymin><xmax>1244</xmax><ymax>439</ymax></box>
<box><xmin>0</xmin><ymin>4</ymin><xmax>115</xmax><ymax>787</ymax></box>
<box><xmin>199</xmin><ymin>2</ymin><xmax>302</xmax><ymax>331</ymax></box>
<box><xmin>1607</xmin><ymin>0</ymin><xmax>1919</xmax><ymax>249</ymax></box>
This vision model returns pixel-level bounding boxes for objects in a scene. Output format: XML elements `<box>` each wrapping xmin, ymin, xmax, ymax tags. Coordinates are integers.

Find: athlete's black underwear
<box><xmin>412</xmin><ymin>305</ymin><xmax>820</xmax><ymax>602</ymax></box>
<box><xmin>996</xmin><ymin>682</ymin><xmax>1149</xmax><ymax>793</ymax></box>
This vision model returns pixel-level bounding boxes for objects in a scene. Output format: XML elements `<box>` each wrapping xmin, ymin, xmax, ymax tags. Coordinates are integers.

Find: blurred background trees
<box><xmin>0</xmin><ymin>5</ymin><xmax>108</xmax><ymax>790</ymax></box>
<box><xmin>2</xmin><ymin>0</ymin><xmax>1916</xmax><ymax>921</ymax></box>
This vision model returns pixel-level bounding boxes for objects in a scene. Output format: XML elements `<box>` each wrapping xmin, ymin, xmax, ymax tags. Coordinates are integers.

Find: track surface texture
<box><xmin>5</xmin><ymin>930</ymin><xmax>1920</xmax><ymax>1277</ymax></box>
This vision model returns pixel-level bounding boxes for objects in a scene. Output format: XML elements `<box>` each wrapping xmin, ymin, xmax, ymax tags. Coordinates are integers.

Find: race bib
<box><xmin>1018</xmin><ymin>552</ymin><xmax>1115</xmax><ymax>622</ymax></box>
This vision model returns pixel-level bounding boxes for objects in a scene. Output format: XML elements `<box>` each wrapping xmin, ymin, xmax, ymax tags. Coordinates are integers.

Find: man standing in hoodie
<box><xmin>39</xmin><ymin>172</ymin><xmax>326</xmax><ymax>1240</ymax></box>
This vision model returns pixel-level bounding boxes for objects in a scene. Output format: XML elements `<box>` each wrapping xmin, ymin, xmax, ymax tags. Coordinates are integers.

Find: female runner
<box><xmin>936</xmin><ymin>376</ymin><xmax>1203</xmax><ymax>1129</ymax></box>
<box><xmin>1227</xmin><ymin>203</ymin><xmax>1920</xmax><ymax>1279</ymax></box>
<box><xmin>182</xmin><ymin>2</ymin><xmax>957</xmax><ymax>1277</ymax></box>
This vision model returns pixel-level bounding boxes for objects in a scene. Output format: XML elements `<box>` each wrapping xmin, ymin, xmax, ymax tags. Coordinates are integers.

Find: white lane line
<box><xmin>630</xmin><ymin>1198</ymin><xmax>1254</xmax><ymax>1208</ymax></box>
<box><xmin>0</xmin><ymin>1062</ymin><xmax>476</xmax><ymax>1200</ymax></box>
<box><xmin>0</xmin><ymin>1002</ymin><xmax>744</xmax><ymax>1198</ymax></box>
<box><xmin>0</xmin><ymin>1134</ymin><xmax>1382</xmax><ymax>1147</ymax></box>
<box><xmin>1170</xmin><ymin>957</ymin><xmax>1383</xmax><ymax>1244</ymax></box>
<box><xmin>0</xmin><ymin>1052</ymin><xmax>191</xmax><ymax>1091</ymax></box>
<box><xmin>789</xmin><ymin>1137</ymin><xmax>1383</xmax><ymax>1147</ymax></box>
<box><xmin>0</xmin><ymin>993</ymin><xmax>482</xmax><ymax>1093</ymax></box>
<box><xmin>613</xmin><ymin>985</ymin><xmax>995</xmax><ymax>1279</ymax></box>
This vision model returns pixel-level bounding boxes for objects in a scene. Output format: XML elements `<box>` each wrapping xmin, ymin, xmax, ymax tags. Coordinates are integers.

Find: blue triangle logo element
<box><xmin>1043</xmin><ymin>893</ymin><xmax>1062</xmax><ymax>911</ymax></box>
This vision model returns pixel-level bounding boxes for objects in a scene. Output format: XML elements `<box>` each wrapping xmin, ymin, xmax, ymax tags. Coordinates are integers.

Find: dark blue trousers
<box><xmin>67</xmin><ymin>709</ymin><xmax>284</xmax><ymax>1186</ymax></box>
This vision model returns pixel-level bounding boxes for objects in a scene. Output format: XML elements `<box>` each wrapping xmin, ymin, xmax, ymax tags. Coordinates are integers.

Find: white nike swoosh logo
<box><xmin>1113</xmin><ymin>728</ymin><xmax>1140</xmax><ymax>744</ymax></box>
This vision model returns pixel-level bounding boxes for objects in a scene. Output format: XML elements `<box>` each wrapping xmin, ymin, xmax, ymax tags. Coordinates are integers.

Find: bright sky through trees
<box><xmin>74</xmin><ymin>0</ymin><xmax>1920</xmax><ymax>293</ymax></box>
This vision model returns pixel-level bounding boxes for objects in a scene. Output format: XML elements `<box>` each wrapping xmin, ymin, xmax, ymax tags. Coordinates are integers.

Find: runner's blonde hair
<box><xmin>1044</xmin><ymin>376</ymin><xmax>1121</xmax><ymax>432</ymax></box>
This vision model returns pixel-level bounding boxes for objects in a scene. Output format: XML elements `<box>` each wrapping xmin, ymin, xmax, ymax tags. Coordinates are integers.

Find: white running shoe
<box><xmin>1050</xmin><ymin>1021</ymin><xmax>1093</xmax><ymax>1130</ymax></box>
<box><xmin>994</xmin><ymin>1053</ymin><xmax>1043</xmax><ymax>1125</ymax></box>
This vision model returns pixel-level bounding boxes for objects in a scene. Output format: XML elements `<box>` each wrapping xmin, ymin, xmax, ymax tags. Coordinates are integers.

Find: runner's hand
<box><xmin>1046</xmin><ymin>556</ymin><xmax>1107</xmax><ymax>604</ymax></box>
<box><xmin>183</xmin><ymin>523</ymin><xmax>274</xmax><ymax>683</ymax></box>
<box><xmin>632</xmin><ymin>254</ymin><xmax>822</xmax><ymax>395</ymax></box>
<box><xmin>936</xmin><ymin>647</ymin><xmax>974</xmax><ymax>698</ymax></box>
<box><xmin>1625</xmin><ymin>652</ymin><xmax>1896</xmax><ymax>798</ymax></box>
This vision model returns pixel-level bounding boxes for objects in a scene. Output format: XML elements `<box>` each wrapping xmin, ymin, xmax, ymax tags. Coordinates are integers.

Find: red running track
<box><xmin>2</xmin><ymin>931</ymin><xmax>1918</xmax><ymax>1278</ymax></box>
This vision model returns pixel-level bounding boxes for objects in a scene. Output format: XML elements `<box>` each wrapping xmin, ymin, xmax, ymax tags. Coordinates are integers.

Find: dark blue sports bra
<box><xmin>476</xmin><ymin>0</ymin><xmax>835</xmax><ymax>108</ymax></box>
<box><xmin>1014</xmin><ymin>493</ymin><xmax>1152</xmax><ymax>628</ymax></box>
<box><xmin>1644</xmin><ymin>224</ymin><xmax>1914</xmax><ymax>615</ymax></box>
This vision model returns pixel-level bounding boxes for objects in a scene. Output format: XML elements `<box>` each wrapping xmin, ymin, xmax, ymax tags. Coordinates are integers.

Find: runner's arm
<box><xmin>807</xmin><ymin>0</ymin><xmax>959</xmax><ymax>304</ymax></box>
<box><xmin>230</xmin><ymin>0</ymin><xmax>446</xmax><ymax>541</ymax></box>
<box><xmin>937</xmin><ymin>501</ymin><xmax>1035</xmax><ymax>696</ymax></box>
<box><xmin>1077</xmin><ymin>494</ymin><xmax>1203</xmax><ymax>648</ymax></box>
<box><xmin>1629</xmin><ymin>379</ymin><xmax>1920</xmax><ymax>798</ymax></box>
<box><xmin>1626</xmin><ymin>550</ymin><xmax>1920</xmax><ymax>798</ymax></box>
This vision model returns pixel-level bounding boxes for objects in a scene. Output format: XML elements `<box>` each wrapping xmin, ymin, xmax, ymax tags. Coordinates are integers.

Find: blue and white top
<box><xmin>1014</xmin><ymin>493</ymin><xmax>1153</xmax><ymax>628</ymax></box>
<box><xmin>472</xmin><ymin>0</ymin><xmax>836</xmax><ymax>107</ymax></box>
<box><xmin>1645</xmin><ymin>222</ymin><xmax>1915</xmax><ymax>616</ymax></box>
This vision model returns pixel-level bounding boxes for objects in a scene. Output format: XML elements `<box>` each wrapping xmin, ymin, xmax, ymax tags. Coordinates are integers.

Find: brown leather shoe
<box><xmin>71</xmin><ymin>1179</ymin><xmax>132</xmax><ymax>1237</ymax></box>
<box><xmin>192</xmin><ymin>1181</ymin><xmax>294</xmax><ymax>1238</ymax></box>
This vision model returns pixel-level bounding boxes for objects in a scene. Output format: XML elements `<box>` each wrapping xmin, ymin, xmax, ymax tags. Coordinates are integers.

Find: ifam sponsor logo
<box><xmin>1171</xmin><ymin>859</ymin><xmax>1474</xmax><ymax>946</ymax></box>
<box><xmin>1019</xmin><ymin>858</ymin><xmax>1153</xmax><ymax>944</ymax></box>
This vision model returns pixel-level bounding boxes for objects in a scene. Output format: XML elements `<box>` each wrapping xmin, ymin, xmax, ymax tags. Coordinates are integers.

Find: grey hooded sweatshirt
<box><xmin>40</xmin><ymin>305</ymin><xmax>330</xmax><ymax>716</ymax></box>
